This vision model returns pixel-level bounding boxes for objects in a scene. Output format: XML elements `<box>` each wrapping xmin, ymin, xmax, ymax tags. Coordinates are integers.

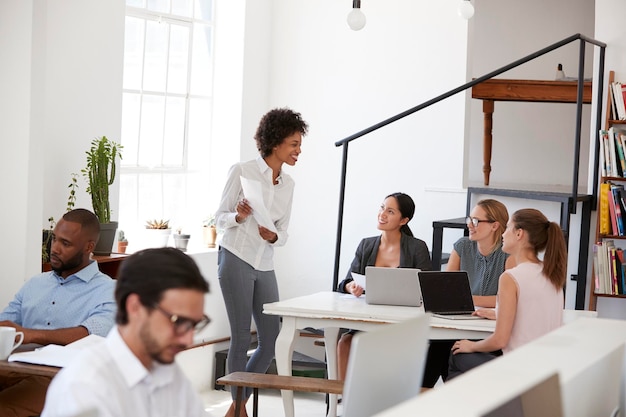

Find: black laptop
<box><xmin>417</xmin><ymin>271</ymin><xmax>483</xmax><ymax>319</ymax></box>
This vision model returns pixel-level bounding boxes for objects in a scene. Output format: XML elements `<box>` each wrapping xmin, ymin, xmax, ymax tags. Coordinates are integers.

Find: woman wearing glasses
<box><xmin>422</xmin><ymin>199</ymin><xmax>515</xmax><ymax>389</ymax></box>
<box><xmin>449</xmin><ymin>199</ymin><xmax>515</xmax><ymax>308</ymax></box>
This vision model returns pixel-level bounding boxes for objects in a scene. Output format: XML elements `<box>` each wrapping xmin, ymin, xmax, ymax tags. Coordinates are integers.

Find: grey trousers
<box><xmin>218</xmin><ymin>247</ymin><xmax>281</xmax><ymax>400</ymax></box>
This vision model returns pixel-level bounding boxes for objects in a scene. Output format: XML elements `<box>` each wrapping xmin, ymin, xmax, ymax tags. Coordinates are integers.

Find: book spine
<box><xmin>604</xmin><ymin>131</ymin><xmax>613</xmax><ymax>178</ymax></box>
<box><xmin>599</xmin><ymin>130</ymin><xmax>607</xmax><ymax>177</ymax></box>
<box><xmin>609</xmin><ymin>127</ymin><xmax>619</xmax><ymax>177</ymax></box>
<box><xmin>612</xmin><ymin>186</ymin><xmax>625</xmax><ymax>235</ymax></box>
<box><xmin>607</xmin><ymin>184</ymin><xmax>618</xmax><ymax>236</ymax></box>
<box><xmin>615</xmin><ymin>130</ymin><xmax>626</xmax><ymax>176</ymax></box>
<box><xmin>600</xmin><ymin>182</ymin><xmax>611</xmax><ymax>236</ymax></box>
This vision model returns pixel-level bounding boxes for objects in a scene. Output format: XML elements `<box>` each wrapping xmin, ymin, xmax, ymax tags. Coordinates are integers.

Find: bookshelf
<box><xmin>590</xmin><ymin>70</ymin><xmax>626</xmax><ymax>310</ymax></box>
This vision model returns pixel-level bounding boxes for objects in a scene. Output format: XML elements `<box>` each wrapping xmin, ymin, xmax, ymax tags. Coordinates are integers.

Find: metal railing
<box><xmin>332</xmin><ymin>33</ymin><xmax>607</xmax><ymax>290</ymax></box>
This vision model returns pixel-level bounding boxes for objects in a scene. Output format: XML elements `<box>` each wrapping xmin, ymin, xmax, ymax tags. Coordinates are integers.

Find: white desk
<box><xmin>263</xmin><ymin>291</ymin><xmax>495</xmax><ymax>417</ymax></box>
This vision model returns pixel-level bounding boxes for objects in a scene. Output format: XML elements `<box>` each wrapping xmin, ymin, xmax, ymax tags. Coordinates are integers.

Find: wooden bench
<box><xmin>217</xmin><ymin>371</ymin><xmax>343</xmax><ymax>417</ymax></box>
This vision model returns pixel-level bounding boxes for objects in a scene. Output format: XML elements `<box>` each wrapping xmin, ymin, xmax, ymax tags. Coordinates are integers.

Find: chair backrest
<box><xmin>342</xmin><ymin>314</ymin><xmax>430</xmax><ymax>417</ymax></box>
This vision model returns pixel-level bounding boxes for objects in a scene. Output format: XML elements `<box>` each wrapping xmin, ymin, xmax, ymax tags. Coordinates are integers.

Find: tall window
<box><xmin>120</xmin><ymin>0</ymin><xmax>214</xmax><ymax>241</ymax></box>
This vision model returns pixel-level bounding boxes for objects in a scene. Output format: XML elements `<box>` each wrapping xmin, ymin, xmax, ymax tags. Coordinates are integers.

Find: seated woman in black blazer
<box><xmin>336</xmin><ymin>192</ymin><xmax>432</xmax><ymax>380</ymax></box>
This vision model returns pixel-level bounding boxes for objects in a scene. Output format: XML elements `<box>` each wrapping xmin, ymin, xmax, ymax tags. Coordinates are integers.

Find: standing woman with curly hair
<box><xmin>448</xmin><ymin>208</ymin><xmax>567</xmax><ymax>379</ymax></box>
<box><xmin>216</xmin><ymin>108</ymin><xmax>309</xmax><ymax>417</ymax></box>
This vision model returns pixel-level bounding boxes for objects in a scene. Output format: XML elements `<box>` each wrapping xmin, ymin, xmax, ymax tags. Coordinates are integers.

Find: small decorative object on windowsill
<box><xmin>145</xmin><ymin>219</ymin><xmax>171</xmax><ymax>247</ymax></box>
<box><xmin>202</xmin><ymin>214</ymin><xmax>217</xmax><ymax>248</ymax></box>
<box><xmin>117</xmin><ymin>230</ymin><xmax>128</xmax><ymax>254</ymax></box>
<box><xmin>173</xmin><ymin>228</ymin><xmax>191</xmax><ymax>252</ymax></box>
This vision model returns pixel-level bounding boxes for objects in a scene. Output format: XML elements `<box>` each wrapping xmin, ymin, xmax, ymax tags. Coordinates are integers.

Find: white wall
<box><xmin>0</xmin><ymin>0</ymin><xmax>38</xmax><ymax>309</ymax></box>
<box><xmin>0</xmin><ymin>0</ymin><xmax>124</xmax><ymax>308</ymax></box>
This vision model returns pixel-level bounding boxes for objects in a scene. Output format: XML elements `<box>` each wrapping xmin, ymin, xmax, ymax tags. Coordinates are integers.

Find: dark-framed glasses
<box><xmin>154</xmin><ymin>305</ymin><xmax>211</xmax><ymax>335</ymax></box>
<box><xmin>466</xmin><ymin>216</ymin><xmax>495</xmax><ymax>228</ymax></box>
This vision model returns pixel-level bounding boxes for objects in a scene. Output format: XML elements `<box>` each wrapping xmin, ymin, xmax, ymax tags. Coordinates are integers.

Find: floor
<box><xmin>201</xmin><ymin>387</ymin><xmax>336</xmax><ymax>417</ymax></box>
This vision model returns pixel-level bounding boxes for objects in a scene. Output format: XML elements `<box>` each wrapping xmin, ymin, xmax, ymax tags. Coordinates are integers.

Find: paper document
<box><xmin>351</xmin><ymin>272</ymin><xmax>366</xmax><ymax>290</ymax></box>
<box><xmin>8</xmin><ymin>334</ymin><xmax>105</xmax><ymax>368</ymax></box>
<box><xmin>240</xmin><ymin>176</ymin><xmax>278</xmax><ymax>233</ymax></box>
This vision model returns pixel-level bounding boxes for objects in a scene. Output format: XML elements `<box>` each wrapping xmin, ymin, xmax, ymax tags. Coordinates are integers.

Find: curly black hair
<box><xmin>254</xmin><ymin>108</ymin><xmax>309</xmax><ymax>157</ymax></box>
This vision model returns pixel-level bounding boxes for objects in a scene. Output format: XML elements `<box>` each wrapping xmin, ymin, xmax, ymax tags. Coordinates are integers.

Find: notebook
<box><xmin>417</xmin><ymin>271</ymin><xmax>483</xmax><ymax>319</ymax></box>
<box><xmin>364</xmin><ymin>266</ymin><xmax>422</xmax><ymax>307</ymax></box>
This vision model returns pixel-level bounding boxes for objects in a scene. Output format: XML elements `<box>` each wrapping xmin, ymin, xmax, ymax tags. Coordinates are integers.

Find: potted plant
<box><xmin>173</xmin><ymin>227</ymin><xmax>191</xmax><ymax>252</ymax></box>
<box><xmin>145</xmin><ymin>219</ymin><xmax>171</xmax><ymax>247</ymax></box>
<box><xmin>202</xmin><ymin>214</ymin><xmax>217</xmax><ymax>248</ymax></box>
<box><xmin>117</xmin><ymin>230</ymin><xmax>128</xmax><ymax>253</ymax></box>
<box><xmin>81</xmin><ymin>136</ymin><xmax>123</xmax><ymax>256</ymax></box>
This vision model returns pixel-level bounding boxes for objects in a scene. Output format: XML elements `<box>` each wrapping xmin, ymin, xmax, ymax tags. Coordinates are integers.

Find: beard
<box><xmin>139</xmin><ymin>321</ymin><xmax>185</xmax><ymax>365</ymax></box>
<box><xmin>51</xmin><ymin>250</ymin><xmax>84</xmax><ymax>275</ymax></box>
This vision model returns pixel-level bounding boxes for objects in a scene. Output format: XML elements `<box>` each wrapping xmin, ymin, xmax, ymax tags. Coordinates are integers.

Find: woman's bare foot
<box><xmin>224</xmin><ymin>400</ymin><xmax>249</xmax><ymax>417</ymax></box>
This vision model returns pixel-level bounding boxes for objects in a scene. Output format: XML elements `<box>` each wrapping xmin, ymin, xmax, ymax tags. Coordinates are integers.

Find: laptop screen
<box><xmin>418</xmin><ymin>271</ymin><xmax>475</xmax><ymax>314</ymax></box>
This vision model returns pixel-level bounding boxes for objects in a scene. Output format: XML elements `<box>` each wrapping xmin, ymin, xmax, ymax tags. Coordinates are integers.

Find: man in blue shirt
<box><xmin>0</xmin><ymin>208</ymin><xmax>116</xmax><ymax>417</ymax></box>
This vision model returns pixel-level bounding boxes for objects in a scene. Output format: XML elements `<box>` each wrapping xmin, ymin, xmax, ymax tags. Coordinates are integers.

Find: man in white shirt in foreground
<box><xmin>41</xmin><ymin>247</ymin><xmax>211</xmax><ymax>417</ymax></box>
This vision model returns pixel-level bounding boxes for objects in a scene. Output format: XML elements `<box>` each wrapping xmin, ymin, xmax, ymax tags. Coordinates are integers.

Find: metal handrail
<box><xmin>332</xmin><ymin>33</ymin><xmax>607</xmax><ymax>290</ymax></box>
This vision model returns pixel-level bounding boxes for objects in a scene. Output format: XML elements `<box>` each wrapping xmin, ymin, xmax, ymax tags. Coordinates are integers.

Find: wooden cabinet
<box><xmin>590</xmin><ymin>70</ymin><xmax>626</xmax><ymax>310</ymax></box>
<box><xmin>42</xmin><ymin>253</ymin><xmax>128</xmax><ymax>279</ymax></box>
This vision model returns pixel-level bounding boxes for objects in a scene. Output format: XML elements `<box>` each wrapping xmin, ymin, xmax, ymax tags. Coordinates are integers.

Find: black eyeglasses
<box><xmin>466</xmin><ymin>217</ymin><xmax>495</xmax><ymax>228</ymax></box>
<box><xmin>153</xmin><ymin>305</ymin><xmax>211</xmax><ymax>335</ymax></box>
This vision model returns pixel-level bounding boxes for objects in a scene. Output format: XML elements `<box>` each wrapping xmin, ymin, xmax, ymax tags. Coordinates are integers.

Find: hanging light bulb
<box><xmin>458</xmin><ymin>0</ymin><xmax>475</xmax><ymax>19</ymax></box>
<box><xmin>347</xmin><ymin>0</ymin><xmax>366</xmax><ymax>31</ymax></box>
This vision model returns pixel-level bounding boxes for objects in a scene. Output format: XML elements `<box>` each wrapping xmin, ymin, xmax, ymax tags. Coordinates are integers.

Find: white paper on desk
<box><xmin>8</xmin><ymin>334</ymin><xmax>105</xmax><ymax>367</ymax></box>
<box><xmin>351</xmin><ymin>272</ymin><xmax>366</xmax><ymax>290</ymax></box>
<box><xmin>240</xmin><ymin>176</ymin><xmax>278</xmax><ymax>233</ymax></box>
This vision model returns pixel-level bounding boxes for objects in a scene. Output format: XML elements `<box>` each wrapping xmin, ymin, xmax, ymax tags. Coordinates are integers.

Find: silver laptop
<box><xmin>418</xmin><ymin>270</ymin><xmax>483</xmax><ymax>319</ymax></box>
<box><xmin>365</xmin><ymin>266</ymin><xmax>422</xmax><ymax>307</ymax></box>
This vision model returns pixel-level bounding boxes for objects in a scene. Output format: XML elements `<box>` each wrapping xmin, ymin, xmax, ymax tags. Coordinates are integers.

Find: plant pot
<box><xmin>117</xmin><ymin>241</ymin><xmax>128</xmax><ymax>254</ymax></box>
<box><xmin>145</xmin><ymin>228</ymin><xmax>172</xmax><ymax>248</ymax></box>
<box><xmin>94</xmin><ymin>221</ymin><xmax>118</xmax><ymax>256</ymax></box>
<box><xmin>203</xmin><ymin>226</ymin><xmax>217</xmax><ymax>248</ymax></box>
<box><xmin>173</xmin><ymin>234</ymin><xmax>191</xmax><ymax>252</ymax></box>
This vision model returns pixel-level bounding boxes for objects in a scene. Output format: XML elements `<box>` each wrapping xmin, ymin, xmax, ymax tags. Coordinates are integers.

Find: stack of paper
<box><xmin>8</xmin><ymin>334</ymin><xmax>105</xmax><ymax>368</ymax></box>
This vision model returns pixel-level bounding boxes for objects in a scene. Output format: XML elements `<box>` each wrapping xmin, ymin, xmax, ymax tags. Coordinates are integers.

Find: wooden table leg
<box><xmin>482</xmin><ymin>99</ymin><xmax>494</xmax><ymax>186</ymax></box>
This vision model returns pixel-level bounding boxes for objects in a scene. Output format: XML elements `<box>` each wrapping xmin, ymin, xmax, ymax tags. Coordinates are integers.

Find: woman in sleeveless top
<box><xmin>448</xmin><ymin>208</ymin><xmax>567</xmax><ymax>379</ymax></box>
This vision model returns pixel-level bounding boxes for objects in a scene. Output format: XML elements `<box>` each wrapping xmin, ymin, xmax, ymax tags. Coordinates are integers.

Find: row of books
<box><xmin>599</xmin><ymin>182</ymin><xmax>626</xmax><ymax>236</ymax></box>
<box><xmin>593</xmin><ymin>240</ymin><xmax>626</xmax><ymax>295</ymax></box>
<box><xmin>609</xmin><ymin>80</ymin><xmax>626</xmax><ymax>121</ymax></box>
<box><xmin>599</xmin><ymin>127</ymin><xmax>626</xmax><ymax>178</ymax></box>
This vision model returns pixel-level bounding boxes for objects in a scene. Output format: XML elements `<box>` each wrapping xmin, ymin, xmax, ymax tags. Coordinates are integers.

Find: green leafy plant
<box><xmin>117</xmin><ymin>229</ymin><xmax>127</xmax><ymax>242</ymax></box>
<box><xmin>81</xmin><ymin>136</ymin><xmax>122</xmax><ymax>223</ymax></box>
<box><xmin>66</xmin><ymin>173</ymin><xmax>79</xmax><ymax>212</ymax></box>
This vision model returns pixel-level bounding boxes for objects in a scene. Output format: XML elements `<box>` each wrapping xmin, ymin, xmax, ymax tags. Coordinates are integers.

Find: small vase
<box><xmin>173</xmin><ymin>234</ymin><xmax>191</xmax><ymax>252</ymax></box>
<box><xmin>203</xmin><ymin>226</ymin><xmax>217</xmax><ymax>248</ymax></box>
<box><xmin>117</xmin><ymin>241</ymin><xmax>128</xmax><ymax>254</ymax></box>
